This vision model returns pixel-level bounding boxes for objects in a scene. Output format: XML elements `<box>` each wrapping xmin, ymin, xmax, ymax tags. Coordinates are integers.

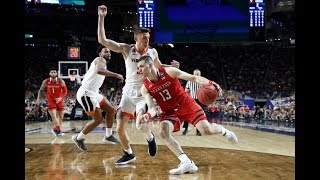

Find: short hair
<box><xmin>134</xmin><ymin>27</ymin><xmax>150</xmax><ymax>35</ymax></box>
<box><xmin>137</xmin><ymin>55</ymin><xmax>153</xmax><ymax>64</ymax></box>
<box><xmin>49</xmin><ymin>67</ymin><xmax>57</xmax><ymax>72</ymax></box>
<box><xmin>97</xmin><ymin>45</ymin><xmax>106</xmax><ymax>55</ymax></box>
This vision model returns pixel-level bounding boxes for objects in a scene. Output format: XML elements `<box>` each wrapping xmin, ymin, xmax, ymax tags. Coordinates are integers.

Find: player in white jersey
<box><xmin>97</xmin><ymin>5</ymin><xmax>180</xmax><ymax>164</ymax></box>
<box><xmin>72</xmin><ymin>45</ymin><xmax>124</xmax><ymax>151</ymax></box>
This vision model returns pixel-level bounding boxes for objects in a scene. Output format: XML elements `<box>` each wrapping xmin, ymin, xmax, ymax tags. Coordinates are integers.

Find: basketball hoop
<box><xmin>69</xmin><ymin>74</ymin><xmax>76</xmax><ymax>81</ymax></box>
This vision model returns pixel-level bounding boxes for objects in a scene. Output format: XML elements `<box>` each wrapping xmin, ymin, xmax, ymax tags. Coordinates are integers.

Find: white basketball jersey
<box><xmin>79</xmin><ymin>58</ymin><xmax>105</xmax><ymax>93</ymax></box>
<box><xmin>124</xmin><ymin>45</ymin><xmax>155</xmax><ymax>88</ymax></box>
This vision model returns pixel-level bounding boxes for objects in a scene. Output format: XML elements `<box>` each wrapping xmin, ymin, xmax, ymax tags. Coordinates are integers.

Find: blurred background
<box><xmin>25</xmin><ymin>0</ymin><xmax>295</xmax><ymax>133</ymax></box>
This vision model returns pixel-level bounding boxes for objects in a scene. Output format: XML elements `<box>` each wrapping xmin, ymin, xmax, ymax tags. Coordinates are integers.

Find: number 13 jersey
<box><xmin>144</xmin><ymin>67</ymin><xmax>189</xmax><ymax>114</ymax></box>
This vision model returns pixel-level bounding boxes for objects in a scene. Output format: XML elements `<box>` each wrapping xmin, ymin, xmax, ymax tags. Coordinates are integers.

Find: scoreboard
<box><xmin>249</xmin><ymin>0</ymin><xmax>265</xmax><ymax>27</ymax></box>
<box><xmin>67</xmin><ymin>46</ymin><xmax>80</xmax><ymax>59</ymax></box>
<box><xmin>138</xmin><ymin>0</ymin><xmax>154</xmax><ymax>28</ymax></box>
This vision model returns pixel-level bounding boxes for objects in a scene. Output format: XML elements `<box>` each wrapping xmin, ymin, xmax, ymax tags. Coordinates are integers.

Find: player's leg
<box><xmin>116</xmin><ymin>109</ymin><xmax>131</xmax><ymax>151</ymax></box>
<box><xmin>56</xmin><ymin>101</ymin><xmax>65</xmax><ymax>136</ymax></box>
<box><xmin>182</xmin><ymin>121</ymin><xmax>189</xmax><ymax>135</ymax></box>
<box><xmin>82</xmin><ymin>109</ymin><xmax>103</xmax><ymax>133</ymax></box>
<box><xmin>159</xmin><ymin>119</ymin><xmax>198</xmax><ymax>175</ymax></box>
<box><xmin>195</xmin><ymin>99</ymin><xmax>205</xmax><ymax>136</ymax></box>
<box><xmin>74</xmin><ymin>108</ymin><xmax>106</xmax><ymax>151</ymax></box>
<box><xmin>115</xmin><ymin>94</ymin><xmax>136</xmax><ymax>165</ymax></box>
<box><xmin>48</xmin><ymin>104</ymin><xmax>61</xmax><ymax>137</ymax></box>
<box><xmin>134</xmin><ymin>100</ymin><xmax>157</xmax><ymax>157</ymax></box>
<box><xmin>184</xmin><ymin>98</ymin><xmax>238</xmax><ymax>143</ymax></box>
<box><xmin>100</xmin><ymin>96</ymin><xmax>119</xmax><ymax>144</ymax></box>
<box><xmin>72</xmin><ymin>91</ymin><xmax>100</xmax><ymax>151</ymax></box>
<box><xmin>195</xmin><ymin>120</ymin><xmax>238</xmax><ymax>143</ymax></box>
<box><xmin>159</xmin><ymin>120</ymin><xmax>183</xmax><ymax>156</ymax></box>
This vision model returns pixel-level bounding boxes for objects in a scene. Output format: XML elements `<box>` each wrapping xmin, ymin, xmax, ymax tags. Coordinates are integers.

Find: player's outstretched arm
<box><xmin>138</xmin><ymin>85</ymin><xmax>158</xmax><ymax>123</ymax></box>
<box><xmin>168</xmin><ymin>67</ymin><xmax>223</xmax><ymax>96</ymax></box>
<box><xmin>165</xmin><ymin>67</ymin><xmax>210</xmax><ymax>84</ymax></box>
<box><xmin>97</xmin><ymin>5</ymin><xmax>130</xmax><ymax>56</ymax></box>
<box><xmin>95</xmin><ymin>57</ymin><xmax>124</xmax><ymax>82</ymax></box>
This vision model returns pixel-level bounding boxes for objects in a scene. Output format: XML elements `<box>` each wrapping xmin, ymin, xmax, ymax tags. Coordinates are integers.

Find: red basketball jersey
<box><xmin>144</xmin><ymin>67</ymin><xmax>189</xmax><ymax>113</ymax></box>
<box><xmin>46</xmin><ymin>77</ymin><xmax>64</xmax><ymax>100</ymax></box>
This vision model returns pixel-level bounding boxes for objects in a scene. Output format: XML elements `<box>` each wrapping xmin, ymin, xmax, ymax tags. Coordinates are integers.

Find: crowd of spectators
<box><xmin>25</xmin><ymin>43</ymin><xmax>295</xmax><ymax>124</ymax></box>
<box><xmin>207</xmin><ymin>92</ymin><xmax>295</xmax><ymax>123</ymax></box>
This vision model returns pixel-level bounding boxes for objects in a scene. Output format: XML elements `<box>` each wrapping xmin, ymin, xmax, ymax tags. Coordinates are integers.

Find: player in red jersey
<box><xmin>36</xmin><ymin>68</ymin><xmax>68</xmax><ymax>137</ymax></box>
<box><xmin>136</xmin><ymin>56</ymin><xmax>238</xmax><ymax>175</ymax></box>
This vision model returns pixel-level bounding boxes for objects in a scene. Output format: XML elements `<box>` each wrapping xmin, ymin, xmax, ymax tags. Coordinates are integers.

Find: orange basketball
<box><xmin>197</xmin><ymin>84</ymin><xmax>219</xmax><ymax>105</ymax></box>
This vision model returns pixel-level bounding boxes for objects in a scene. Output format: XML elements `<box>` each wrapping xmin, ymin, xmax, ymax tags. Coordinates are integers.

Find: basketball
<box><xmin>197</xmin><ymin>84</ymin><xmax>219</xmax><ymax>105</ymax></box>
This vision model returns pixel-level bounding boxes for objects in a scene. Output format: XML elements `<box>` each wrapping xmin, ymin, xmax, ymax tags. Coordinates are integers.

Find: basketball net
<box><xmin>69</xmin><ymin>74</ymin><xmax>76</xmax><ymax>81</ymax></box>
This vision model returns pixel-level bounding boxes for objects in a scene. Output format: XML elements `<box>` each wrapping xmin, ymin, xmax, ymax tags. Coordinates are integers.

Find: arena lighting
<box><xmin>290</xmin><ymin>38</ymin><xmax>295</xmax><ymax>44</ymax></box>
<box><xmin>167</xmin><ymin>43</ymin><xmax>174</xmax><ymax>48</ymax></box>
<box><xmin>25</xmin><ymin>34</ymin><xmax>33</xmax><ymax>38</ymax></box>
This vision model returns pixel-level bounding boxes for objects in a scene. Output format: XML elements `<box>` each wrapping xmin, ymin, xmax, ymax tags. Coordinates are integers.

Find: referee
<box><xmin>183</xmin><ymin>69</ymin><xmax>206</xmax><ymax>136</ymax></box>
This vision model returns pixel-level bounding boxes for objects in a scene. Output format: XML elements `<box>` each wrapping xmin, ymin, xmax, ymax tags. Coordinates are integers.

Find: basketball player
<box><xmin>97</xmin><ymin>5</ymin><xmax>180</xmax><ymax>164</ymax></box>
<box><xmin>36</xmin><ymin>68</ymin><xmax>68</xmax><ymax>137</ymax></box>
<box><xmin>137</xmin><ymin>56</ymin><xmax>238</xmax><ymax>175</ymax></box>
<box><xmin>72</xmin><ymin>45</ymin><xmax>124</xmax><ymax>151</ymax></box>
<box><xmin>183</xmin><ymin>69</ymin><xmax>204</xmax><ymax>136</ymax></box>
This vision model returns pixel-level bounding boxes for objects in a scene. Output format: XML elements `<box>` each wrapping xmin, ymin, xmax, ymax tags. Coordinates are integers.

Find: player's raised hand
<box><xmin>171</xmin><ymin>60</ymin><xmax>180</xmax><ymax>69</ymax></box>
<box><xmin>98</xmin><ymin>5</ymin><xmax>108</xmax><ymax>17</ymax></box>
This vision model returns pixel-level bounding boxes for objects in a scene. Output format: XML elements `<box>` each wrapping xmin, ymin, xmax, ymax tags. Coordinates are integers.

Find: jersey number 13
<box><xmin>159</xmin><ymin>89</ymin><xmax>172</xmax><ymax>101</ymax></box>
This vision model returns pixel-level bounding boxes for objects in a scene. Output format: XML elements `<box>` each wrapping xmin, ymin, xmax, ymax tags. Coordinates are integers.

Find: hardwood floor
<box><xmin>25</xmin><ymin>120</ymin><xmax>295</xmax><ymax>179</ymax></box>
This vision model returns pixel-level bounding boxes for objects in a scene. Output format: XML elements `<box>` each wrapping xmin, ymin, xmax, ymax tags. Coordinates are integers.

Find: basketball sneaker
<box><xmin>218</xmin><ymin>125</ymin><xmax>238</xmax><ymax>144</ymax></box>
<box><xmin>147</xmin><ymin>132</ymin><xmax>158</xmax><ymax>156</ymax></box>
<box><xmin>196</xmin><ymin>130</ymin><xmax>202</xmax><ymax>136</ymax></box>
<box><xmin>115</xmin><ymin>150</ymin><xmax>136</xmax><ymax>165</ymax></box>
<box><xmin>57</xmin><ymin>131</ymin><xmax>65</xmax><ymax>136</ymax></box>
<box><xmin>182</xmin><ymin>129</ymin><xmax>188</xmax><ymax>135</ymax></box>
<box><xmin>103</xmin><ymin>135</ymin><xmax>120</xmax><ymax>144</ymax></box>
<box><xmin>72</xmin><ymin>134</ymin><xmax>87</xmax><ymax>151</ymax></box>
<box><xmin>169</xmin><ymin>160</ymin><xmax>198</xmax><ymax>175</ymax></box>
<box><xmin>51</xmin><ymin>129</ymin><xmax>65</xmax><ymax>137</ymax></box>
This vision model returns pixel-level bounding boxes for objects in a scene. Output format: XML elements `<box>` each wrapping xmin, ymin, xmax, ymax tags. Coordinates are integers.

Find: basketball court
<box><xmin>25</xmin><ymin>119</ymin><xmax>295</xmax><ymax>179</ymax></box>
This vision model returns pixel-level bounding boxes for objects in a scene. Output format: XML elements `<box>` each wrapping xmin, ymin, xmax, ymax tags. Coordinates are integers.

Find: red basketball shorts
<box><xmin>160</xmin><ymin>97</ymin><xmax>207</xmax><ymax>132</ymax></box>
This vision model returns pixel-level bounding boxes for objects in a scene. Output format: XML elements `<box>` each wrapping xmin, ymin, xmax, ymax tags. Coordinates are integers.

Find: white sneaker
<box><xmin>218</xmin><ymin>125</ymin><xmax>238</xmax><ymax>144</ymax></box>
<box><xmin>226</xmin><ymin>130</ymin><xmax>238</xmax><ymax>144</ymax></box>
<box><xmin>169</xmin><ymin>160</ymin><xmax>198</xmax><ymax>175</ymax></box>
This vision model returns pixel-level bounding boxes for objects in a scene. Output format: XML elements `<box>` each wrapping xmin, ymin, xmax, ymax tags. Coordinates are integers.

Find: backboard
<box><xmin>58</xmin><ymin>61</ymin><xmax>88</xmax><ymax>79</ymax></box>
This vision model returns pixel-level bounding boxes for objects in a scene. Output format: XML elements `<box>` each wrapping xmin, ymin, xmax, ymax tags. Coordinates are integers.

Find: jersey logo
<box><xmin>159</xmin><ymin>72</ymin><xmax>165</xmax><ymax>80</ymax></box>
<box><xmin>131</xmin><ymin>58</ymin><xmax>139</xmax><ymax>63</ymax></box>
